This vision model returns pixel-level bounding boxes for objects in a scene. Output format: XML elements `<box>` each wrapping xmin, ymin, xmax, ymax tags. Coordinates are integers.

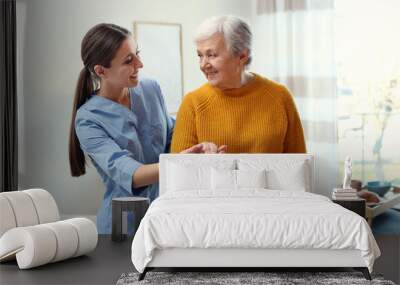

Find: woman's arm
<box><xmin>282</xmin><ymin>87</ymin><xmax>307</xmax><ymax>153</ymax></box>
<box><xmin>132</xmin><ymin>163</ymin><xmax>159</xmax><ymax>188</ymax></box>
<box><xmin>132</xmin><ymin>142</ymin><xmax>226</xmax><ymax>188</ymax></box>
<box><xmin>76</xmin><ymin>119</ymin><xmax>143</xmax><ymax>194</ymax></box>
<box><xmin>132</xmin><ymin>140</ymin><xmax>227</xmax><ymax>187</ymax></box>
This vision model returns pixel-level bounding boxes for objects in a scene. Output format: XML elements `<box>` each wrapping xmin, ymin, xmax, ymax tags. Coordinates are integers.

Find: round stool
<box><xmin>111</xmin><ymin>197</ymin><xmax>149</xmax><ymax>242</ymax></box>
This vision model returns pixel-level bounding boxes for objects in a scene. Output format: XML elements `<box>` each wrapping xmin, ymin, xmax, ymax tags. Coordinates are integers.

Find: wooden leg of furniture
<box><xmin>354</xmin><ymin>267</ymin><xmax>372</xmax><ymax>280</ymax></box>
<box><xmin>138</xmin><ymin>267</ymin><xmax>152</xmax><ymax>281</ymax></box>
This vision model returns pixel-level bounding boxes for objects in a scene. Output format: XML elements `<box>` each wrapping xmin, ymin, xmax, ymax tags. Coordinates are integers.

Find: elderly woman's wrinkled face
<box><xmin>197</xmin><ymin>33</ymin><xmax>245</xmax><ymax>90</ymax></box>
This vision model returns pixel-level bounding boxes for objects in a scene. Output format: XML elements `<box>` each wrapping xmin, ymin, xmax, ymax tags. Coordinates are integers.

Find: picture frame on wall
<box><xmin>133</xmin><ymin>21</ymin><xmax>183</xmax><ymax>115</ymax></box>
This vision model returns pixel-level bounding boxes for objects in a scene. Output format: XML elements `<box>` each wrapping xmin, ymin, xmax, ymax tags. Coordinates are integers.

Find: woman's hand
<box><xmin>357</xmin><ymin>190</ymin><xmax>380</xmax><ymax>203</ymax></box>
<box><xmin>180</xmin><ymin>142</ymin><xmax>227</xmax><ymax>154</ymax></box>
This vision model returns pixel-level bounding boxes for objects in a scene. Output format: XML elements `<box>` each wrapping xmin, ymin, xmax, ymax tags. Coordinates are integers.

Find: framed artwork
<box><xmin>133</xmin><ymin>21</ymin><xmax>183</xmax><ymax>115</ymax></box>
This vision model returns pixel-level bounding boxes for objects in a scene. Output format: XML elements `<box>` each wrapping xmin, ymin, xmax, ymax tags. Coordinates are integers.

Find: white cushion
<box><xmin>211</xmin><ymin>168</ymin><xmax>236</xmax><ymax>190</ymax></box>
<box><xmin>211</xmin><ymin>169</ymin><xmax>267</xmax><ymax>191</ymax></box>
<box><xmin>238</xmin><ymin>159</ymin><xmax>309</xmax><ymax>191</ymax></box>
<box><xmin>0</xmin><ymin>191</ymin><xmax>39</xmax><ymax>227</ymax></box>
<box><xmin>0</xmin><ymin>189</ymin><xmax>60</xmax><ymax>236</ymax></box>
<box><xmin>0</xmin><ymin>189</ymin><xmax>98</xmax><ymax>269</ymax></box>
<box><xmin>0</xmin><ymin>218</ymin><xmax>97</xmax><ymax>269</ymax></box>
<box><xmin>24</xmin><ymin>189</ymin><xmax>59</xmax><ymax>223</ymax></box>
<box><xmin>0</xmin><ymin>226</ymin><xmax>57</xmax><ymax>269</ymax></box>
<box><xmin>267</xmin><ymin>162</ymin><xmax>308</xmax><ymax>191</ymax></box>
<box><xmin>167</xmin><ymin>162</ymin><xmax>210</xmax><ymax>191</ymax></box>
<box><xmin>0</xmin><ymin>196</ymin><xmax>17</xmax><ymax>237</ymax></box>
<box><xmin>42</xmin><ymin>221</ymin><xmax>79</xmax><ymax>262</ymax></box>
<box><xmin>166</xmin><ymin>159</ymin><xmax>235</xmax><ymax>192</ymax></box>
<box><xmin>64</xmin><ymin>218</ymin><xmax>98</xmax><ymax>257</ymax></box>
<box><xmin>236</xmin><ymin>169</ymin><xmax>267</xmax><ymax>189</ymax></box>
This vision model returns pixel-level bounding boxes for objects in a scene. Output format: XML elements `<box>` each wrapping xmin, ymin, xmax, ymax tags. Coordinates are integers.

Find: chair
<box><xmin>0</xmin><ymin>188</ymin><xmax>97</xmax><ymax>269</ymax></box>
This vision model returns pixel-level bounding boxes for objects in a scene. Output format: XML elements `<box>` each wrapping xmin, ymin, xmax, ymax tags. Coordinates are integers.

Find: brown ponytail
<box><xmin>68</xmin><ymin>23</ymin><xmax>131</xmax><ymax>176</ymax></box>
<box><xmin>68</xmin><ymin>67</ymin><xmax>93</xmax><ymax>176</ymax></box>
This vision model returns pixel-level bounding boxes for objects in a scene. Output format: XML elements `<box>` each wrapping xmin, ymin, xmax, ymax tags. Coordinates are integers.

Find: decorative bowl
<box><xmin>366</xmin><ymin>181</ymin><xmax>392</xmax><ymax>197</ymax></box>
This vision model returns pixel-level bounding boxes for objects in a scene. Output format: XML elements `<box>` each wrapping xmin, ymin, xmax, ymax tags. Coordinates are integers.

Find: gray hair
<box><xmin>195</xmin><ymin>15</ymin><xmax>252</xmax><ymax>67</ymax></box>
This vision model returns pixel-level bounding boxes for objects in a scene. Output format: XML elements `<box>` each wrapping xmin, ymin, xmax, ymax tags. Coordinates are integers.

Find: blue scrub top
<box><xmin>75</xmin><ymin>78</ymin><xmax>174</xmax><ymax>234</ymax></box>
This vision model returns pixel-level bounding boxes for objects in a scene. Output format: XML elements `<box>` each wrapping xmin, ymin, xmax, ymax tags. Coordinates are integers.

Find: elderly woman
<box><xmin>171</xmin><ymin>15</ymin><xmax>306</xmax><ymax>153</ymax></box>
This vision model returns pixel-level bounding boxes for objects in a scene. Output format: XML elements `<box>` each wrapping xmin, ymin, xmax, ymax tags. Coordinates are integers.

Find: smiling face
<box><xmin>99</xmin><ymin>36</ymin><xmax>143</xmax><ymax>88</ymax></box>
<box><xmin>196</xmin><ymin>32</ymin><xmax>247</xmax><ymax>90</ymax></box>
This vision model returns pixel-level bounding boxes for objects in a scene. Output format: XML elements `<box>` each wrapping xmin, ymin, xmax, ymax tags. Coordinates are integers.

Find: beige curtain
<box><xmin>252</xmin><ymin>0</ymin><xmax>337</xmax><ymax>195</ymax></box>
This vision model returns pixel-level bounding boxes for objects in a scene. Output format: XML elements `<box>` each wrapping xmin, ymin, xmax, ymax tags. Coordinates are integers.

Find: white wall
<box><xmin>16</xmin><ymin>0</ymin><xmax>253</xmax><ymax>215</ymax></box>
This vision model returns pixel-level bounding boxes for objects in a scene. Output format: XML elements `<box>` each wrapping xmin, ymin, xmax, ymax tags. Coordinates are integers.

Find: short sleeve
<box><xmin>75</xmin><ymin>114</ymin><xmax>143</xmax><ymax>193</ymax></box>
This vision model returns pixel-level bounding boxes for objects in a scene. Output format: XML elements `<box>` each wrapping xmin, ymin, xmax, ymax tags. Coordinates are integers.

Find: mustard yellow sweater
<box><xmin>171</xmin><ymin>73</ymin><xmax>306</xmax><ymax>153</ymax></box>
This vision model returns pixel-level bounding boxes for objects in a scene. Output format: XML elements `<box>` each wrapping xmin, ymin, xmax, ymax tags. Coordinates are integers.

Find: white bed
<box><xmin>131</xmin><ymin>154</ymin><xmax>380</xmax><ymax>280</ymax></box>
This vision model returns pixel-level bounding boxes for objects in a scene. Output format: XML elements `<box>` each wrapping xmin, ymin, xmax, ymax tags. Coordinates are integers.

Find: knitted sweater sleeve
<box><xmin>281</xmin><ymin>87</ymin><xmax>307</xmax><ymax>153</ymax></box>
<box><xmin>170</xmin><ymin>94</ymin><xmax>199</xmax><ymax>153</ymax></box>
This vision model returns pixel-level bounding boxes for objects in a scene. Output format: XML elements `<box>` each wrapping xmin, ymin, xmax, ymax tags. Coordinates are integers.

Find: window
<box><xmin>336</xmin><ymin>0</ymin><xmax>400</xmax><ymax>187</ymax></box>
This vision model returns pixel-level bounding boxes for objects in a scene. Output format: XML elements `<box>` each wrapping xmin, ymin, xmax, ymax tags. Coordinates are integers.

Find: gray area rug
<box><xmin>116</xmin><ymin>271</ymin><xmax>396</xmax><ymax>285</ymax></box>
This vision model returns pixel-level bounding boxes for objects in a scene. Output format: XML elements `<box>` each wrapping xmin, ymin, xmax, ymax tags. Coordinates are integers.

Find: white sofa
<box><xmin>0</xmin><ymin>188</ymin><xmax>97</xmax><ymax>269</ymax></box>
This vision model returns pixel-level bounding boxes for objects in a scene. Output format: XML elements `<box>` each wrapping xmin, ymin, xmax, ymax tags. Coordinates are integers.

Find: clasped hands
<box><xmin>180</xmin><ymin>142</ymin><xmax>227</xmax><ymax>154</ymax></box>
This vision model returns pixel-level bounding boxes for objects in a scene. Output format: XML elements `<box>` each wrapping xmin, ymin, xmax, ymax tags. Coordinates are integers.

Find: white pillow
<box><xmin>211</xmin><ymin>168</ymin><xmax>236</xmax><ymax>190</ymax></box>
<box><xmin>236</xmin><ymin>169</ymin><xmax>267</xmax><ymax>189</ymax></box>
<box><xmin>238</xmin><ymin>159</ymin><xmax>309</xmax><ymax>192</ymax></box>
<box><xmin>167</xmin><ymin>160</ymin><xmax>235</xmax><ymax>192</ymax></box>
<box><xmin>211</xmin><ymin>169</ymin><xmax>267</xmax><ymax>190</ymax></box>
<box><xmin>267</xmin><ymin>162</ymin><xmax>307</xmax><ymax>191</ymax></box>
<box><xmin>167</xmin><ymin>162</ymin><xmax>209</xmax><ymax>191</ymax></box>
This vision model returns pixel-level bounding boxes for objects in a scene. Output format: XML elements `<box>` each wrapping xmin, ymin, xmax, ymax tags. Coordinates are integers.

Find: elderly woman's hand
<box><xmin>180</xmin><ymin>142</ymin><xmax>227</xmax><ymax>154</ymax></box>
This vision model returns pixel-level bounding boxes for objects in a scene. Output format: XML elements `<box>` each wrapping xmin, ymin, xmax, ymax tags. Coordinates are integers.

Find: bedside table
<box><xmin>112</xmin><ymin>197</ymin><xmax>149</xmax><ymax>242</ymax></box>
<box><xmin>332</xmin><ymin>198</ymin><xmax>366</xmax><ymax>218</ymax></box>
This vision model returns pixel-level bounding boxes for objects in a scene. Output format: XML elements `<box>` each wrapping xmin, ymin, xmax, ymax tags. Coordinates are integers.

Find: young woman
<box><xmin>69</xmin><ymin>23</ymin><xmax>225</xmax><ymax>234</ymax></box>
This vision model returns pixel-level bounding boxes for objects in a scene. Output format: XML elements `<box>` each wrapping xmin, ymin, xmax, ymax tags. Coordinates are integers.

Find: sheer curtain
<box><xmin>252</xmin><ymin>0</ymin><xmax>338</xmax><ymax>195</ymax></box>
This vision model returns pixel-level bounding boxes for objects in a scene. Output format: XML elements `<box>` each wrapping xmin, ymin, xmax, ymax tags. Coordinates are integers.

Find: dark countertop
<box><xmin>0</xmin><ymin>235</ymin><xmax>134</xmax><ymax>285</ymax></box>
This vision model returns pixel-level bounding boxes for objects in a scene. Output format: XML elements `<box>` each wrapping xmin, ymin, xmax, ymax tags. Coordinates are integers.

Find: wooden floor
<box><xmin>0</xmin><ymin>235</ymin><xmax>134</xmax><ymax>285</ymax></box>
<box><xmin>373</xmin><ymin>235</ymin><xmax>400</xmax><ymax>284</ymax></box>
<box><xmin>0</xmin><ymin>235</ymin><xmax>398</xmax><ymax>284</ymax></box>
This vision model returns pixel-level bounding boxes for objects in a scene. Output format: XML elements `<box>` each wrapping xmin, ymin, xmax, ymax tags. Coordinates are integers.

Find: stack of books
<box><xmin>332</xmin><ymin>188</ymin><xmax>358</xmax><ymax>200</ymax></box>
